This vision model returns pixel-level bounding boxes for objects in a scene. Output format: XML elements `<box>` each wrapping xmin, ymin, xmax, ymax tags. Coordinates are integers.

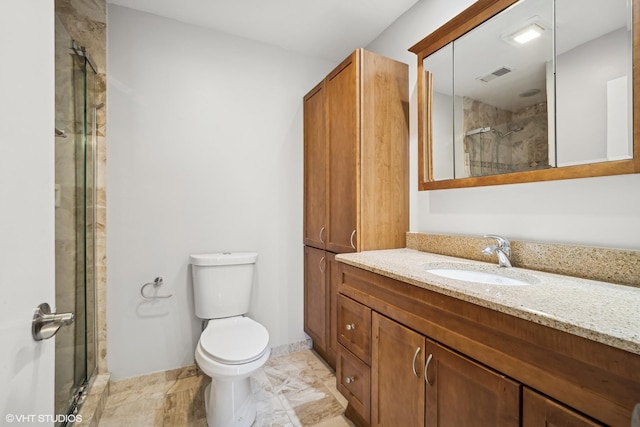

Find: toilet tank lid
<box><xmin>189</xmin><ymin>252</ymin><xmax>258</xmax><ymax>266</ymax></box>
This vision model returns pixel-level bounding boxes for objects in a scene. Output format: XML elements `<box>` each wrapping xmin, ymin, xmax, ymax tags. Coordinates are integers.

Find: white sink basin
<box><xmin>425</xmin><ymin>265</ymin><xmax>538</xmax><ymax>286</ymax></box>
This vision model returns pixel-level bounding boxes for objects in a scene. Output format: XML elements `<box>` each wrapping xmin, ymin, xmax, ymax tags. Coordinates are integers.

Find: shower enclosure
<box><xmin>464</xmin><ymin>119</ymin><xmax>550</xmax><ymax>177</ymax></box>
<box><xmin>54</xmin><ymin>15</ymin><xmax>98</xmax><ymax>422</ymax></box>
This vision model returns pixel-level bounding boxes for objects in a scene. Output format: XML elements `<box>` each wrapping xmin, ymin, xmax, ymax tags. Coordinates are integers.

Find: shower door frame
<box><xmin>54</xmin><ymin>22</ymin><xmax>99</xmax><ymax>423</ymax></box>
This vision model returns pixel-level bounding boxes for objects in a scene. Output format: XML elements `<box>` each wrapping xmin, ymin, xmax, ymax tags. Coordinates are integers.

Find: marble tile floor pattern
<box><xmin>98</xmin><ymin>350</ymin><xmax>354</xmax><ymax>427</ymax></box>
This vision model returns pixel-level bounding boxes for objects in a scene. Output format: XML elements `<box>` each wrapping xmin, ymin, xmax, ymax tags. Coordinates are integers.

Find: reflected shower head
<box><xmin>466</xmin><ymin>127</ymin><xmax>492</xmax><ymax>136</ymax></box>
<box><xmin>466</xmin><ymin>126</ymin><xmax>524</xmax><ymax>138</ymax></box>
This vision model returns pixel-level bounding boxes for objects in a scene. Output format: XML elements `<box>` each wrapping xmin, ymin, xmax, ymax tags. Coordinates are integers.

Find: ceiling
<box><xmin>106</xmin><ymin>0</ymin><xmax>420</xmax><ymax>62</ymax></box>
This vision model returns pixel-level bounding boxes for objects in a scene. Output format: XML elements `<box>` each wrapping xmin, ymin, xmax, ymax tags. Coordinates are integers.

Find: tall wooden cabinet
<box><xmin>303</xmin><ymin>49</ymin><xmax>409</xmax><ymax>367</ymax></box>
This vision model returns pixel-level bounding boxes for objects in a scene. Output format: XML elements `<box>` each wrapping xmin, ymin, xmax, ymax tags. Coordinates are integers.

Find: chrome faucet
<box><xmin>482</xmin><ymin>235</ymin><xmax>512</xmax><ymax>268</ymax></box>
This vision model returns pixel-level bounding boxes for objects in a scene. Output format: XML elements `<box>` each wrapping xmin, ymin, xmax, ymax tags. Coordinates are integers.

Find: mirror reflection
<box><xmin>423</xmin><ymin>43</ymin><xmax>454</xmax><ymax>180</ymax></box>
<box><xmin>556</xmin><ymin>0</ymin><xmax>632</xmax><ymax>166</ymax></box>
<box><xmin>454</xmin><ymin>0</ymin><xmax>553</xmax><ymax>178</ymax></box>
<box><xmin>421</xmin><ymin>0</ymin><xmax>633</xmax><ymax>184</ymax></box>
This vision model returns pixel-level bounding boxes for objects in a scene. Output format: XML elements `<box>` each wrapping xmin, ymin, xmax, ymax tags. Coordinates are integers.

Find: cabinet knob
<box><xmin>345</xmin><ymin>376</ymin><xmax>355</xmax><ymax>384</ymax></box>
<box><xmin>345</xmin><ymin>323</ymin><xmax>356</xmax><ymax>331</ymax></box>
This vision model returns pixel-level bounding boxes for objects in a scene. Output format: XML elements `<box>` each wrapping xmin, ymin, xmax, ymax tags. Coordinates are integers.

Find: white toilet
<box><xmin>190</xmin><ymin>252</ymin><xmax>270</xmax><ymax>427</ymax></box>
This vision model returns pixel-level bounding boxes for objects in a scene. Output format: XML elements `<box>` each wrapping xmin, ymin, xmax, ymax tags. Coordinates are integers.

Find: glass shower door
<box><xmin>54</xmin><ymin>14</ymin><xmax>97</xmax><ymax>422</ymax></box>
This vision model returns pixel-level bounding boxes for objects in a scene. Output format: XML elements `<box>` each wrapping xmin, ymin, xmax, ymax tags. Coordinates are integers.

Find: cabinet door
<box><xmin>372</xmin><ymin>312</ymin><xmax>425</xmax><ymax>427</ymax></box>
<box><xmin>303</xmin><ymin>82</ymin><xmax>327</xmax><ymax>249</ymax></box>
<box><xmin>326</xmin><ymin>253</ymin><xmax>340</xmax><ymax>367</ymax></box>
<box><xmin>523</xmin><ymin>388</ymin><xmax>604</xmax><ymax>427</ymax></box>
<box><xmin>425</xmin><ymin>339</ymin><xmax>520</xmax><ymax>427</ymax></box>
<box><xmin>304</xmin><ymin>246</ymin><xmax>326</xmax><ymax>351</ymax></box>
<box><xmin>326</xmin><ymin>53</ymin><xmax>358</xmax><ymax>254</ymax></box>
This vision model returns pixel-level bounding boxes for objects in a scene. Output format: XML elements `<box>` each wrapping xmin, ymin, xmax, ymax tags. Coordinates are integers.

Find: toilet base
<box><xmin>204</xmin><ymin>377</ymin><xmax>256</xmax><ymax>427</ymax></box>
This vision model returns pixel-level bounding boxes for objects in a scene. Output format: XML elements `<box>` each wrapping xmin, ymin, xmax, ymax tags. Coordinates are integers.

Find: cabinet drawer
<box><xmin>523</xmin><ymin>388</ymin><xmax>605</xmax><ymax>427</ymax></box>
<box><xmin>337</xmin><ymin>344</ymin><xmax>371</xmax><ymax>425</ymax></box>
<box><xmin>337</xmin><ymin>294</ymin><xmax>371</xmax><ymax>364</ymax></box>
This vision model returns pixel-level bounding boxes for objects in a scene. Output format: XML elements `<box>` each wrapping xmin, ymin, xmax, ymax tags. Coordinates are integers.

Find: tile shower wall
<box><xmin>463</xmin><ymin>97</ymin><xmax>548</xmax><ymax>175</ymax></box>
<box><xmin>55</xmin><ymin>0</ymin><xmax>107</xmax><ymax>374</ymax></box>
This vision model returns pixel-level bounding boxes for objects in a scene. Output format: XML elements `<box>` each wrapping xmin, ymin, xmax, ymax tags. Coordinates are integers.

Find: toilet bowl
<box><xmin>195</xmin><ymin>316</ymin><xmax>270</xmax><ymax>427</ymax></box>
<box><xmin>190</xmin><ymin>252</ymin><xmax>270</xmax><ymax>427</ymax></box>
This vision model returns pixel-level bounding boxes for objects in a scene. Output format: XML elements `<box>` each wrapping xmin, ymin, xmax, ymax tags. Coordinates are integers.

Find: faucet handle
<box><xmin>483</xmin><ymin>235</ymin><xmax>510</xmax><ymax>254</ymax></box>
<box><xmin>482</xmin><ymin>244</ymin><xmax>498</xmax><ymax>256</ymax></box>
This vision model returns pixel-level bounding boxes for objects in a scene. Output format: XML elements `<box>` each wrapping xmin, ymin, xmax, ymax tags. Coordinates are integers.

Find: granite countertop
<box><xmin>336</xmin><ymin>248</ymin><xmax>640</xmax><ymax>356</ymax></box>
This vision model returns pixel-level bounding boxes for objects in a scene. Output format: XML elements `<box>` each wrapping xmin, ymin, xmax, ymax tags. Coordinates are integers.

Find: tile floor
<box><xmin>98</xmin><ymin>350</ymin><xmax>354</xmax><ymax>426</ymax></box>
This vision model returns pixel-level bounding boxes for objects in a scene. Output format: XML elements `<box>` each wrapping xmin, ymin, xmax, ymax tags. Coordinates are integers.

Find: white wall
<box><xmin>107</xmin><ymin>5</ymin><xmax>336</xmax><ymax>380</ymax></box>
<box><xmin>0</xmin><ymin>0</ymin><xmax>56</xmax><ymax>419</ymax></box>
<box><xmin>367</xmin><ymin>0</ymin><xmax>640</xmax><ymax>250</ymax></box>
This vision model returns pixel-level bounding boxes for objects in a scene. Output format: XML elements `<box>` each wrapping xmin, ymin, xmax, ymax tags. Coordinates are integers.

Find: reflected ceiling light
<box><xmin>519</xmin><ymin>88</ymin><xmax>541</xmax><ymax>97</ymax></box>
<box><xmin>511</xmin><ymin>23</ymin><xmax>545</xmax><ymax>44</ymax></box>
<box><xmin>502</xmin><ymin>16</ymin><xmax>548</xmax><ymax>46</ymax></box>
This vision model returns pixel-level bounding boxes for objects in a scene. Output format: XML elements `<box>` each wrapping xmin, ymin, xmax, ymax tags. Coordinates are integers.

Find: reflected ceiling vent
<box><xmin>477</xmin><ymin>66</ymin><xmax>512</xmax><ymax>83</ymax></box>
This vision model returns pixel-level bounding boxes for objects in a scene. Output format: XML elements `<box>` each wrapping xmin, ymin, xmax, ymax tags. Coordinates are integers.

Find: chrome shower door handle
<box><xmin>32</xmin><ymin>302</ymin><xmax>75</xmax><ymax>341</ymax></box>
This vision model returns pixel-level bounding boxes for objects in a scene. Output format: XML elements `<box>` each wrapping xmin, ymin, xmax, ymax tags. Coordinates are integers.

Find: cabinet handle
<box><xmin>350</xmin><ymin>230</ymin><xmax>356</xmax><ymax>250</ymax></box>
<box><xmin>319</xmin><ymin>226</ymin><xmax>325</xmax><ymax>243</ymax></box>
<box><xmin>345</xmin><ymin>323</ymin><xmax>355</xmax><ymax>331</ymax></box>
<box><xmin>424</xmin><ymin>353</ymin><xmax>434</xmax><ymax>386</ymax></box>
<box><xmin>412</xmin><ymin>347</ymin><xmax>421</xmax><ymax>378</ymax></box>
<box><xmin>345</xmin><ymin>376</ymin><xmax>355</xmax><ymax>384</ymax></box>
<box><xmin>319</xmin><ymin>256</ymin><xmax>326</xmax><ymax>273</ymax></box>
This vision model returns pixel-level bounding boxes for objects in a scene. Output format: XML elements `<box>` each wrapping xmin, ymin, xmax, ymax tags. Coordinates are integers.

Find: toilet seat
<box><xmin>200</xmin><ymin>316</ymin><xmax>269</xmax><ymax>365</ymax></box>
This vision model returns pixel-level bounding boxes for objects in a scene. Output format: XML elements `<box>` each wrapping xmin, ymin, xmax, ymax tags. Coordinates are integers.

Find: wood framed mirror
<box><xmin>410</xmin><ymin>0</ymin><xmax>640</xmax><ymax>190</ymax></box>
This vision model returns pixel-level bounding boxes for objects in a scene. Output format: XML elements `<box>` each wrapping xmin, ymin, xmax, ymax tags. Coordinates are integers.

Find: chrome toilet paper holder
<box><xmin>141</xmin><ymin>277</ymin><xmax>173</xmax><ymax>300</ymax></box>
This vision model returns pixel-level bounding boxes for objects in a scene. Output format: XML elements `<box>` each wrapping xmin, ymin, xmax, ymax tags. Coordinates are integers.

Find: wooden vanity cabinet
<box><xmin>303</xmin><ymin>48</ymin><xmax>409</xmax><ymax>368</ymax></box>
<box><xmin>337</xmin><ymin>263</ymin><xmax>640</xmax><ymax>427</ymax></box>
<box><xmin>371</xmin><ymin>312</ymin><xmax>520</xmax><ymax>427</ymax></box>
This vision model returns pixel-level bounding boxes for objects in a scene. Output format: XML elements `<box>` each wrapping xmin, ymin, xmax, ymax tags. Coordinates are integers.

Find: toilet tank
<box><xmin>190</xmin><ymin>252</ymin><xmax>258</xmax><ymax>319</ymax></box>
